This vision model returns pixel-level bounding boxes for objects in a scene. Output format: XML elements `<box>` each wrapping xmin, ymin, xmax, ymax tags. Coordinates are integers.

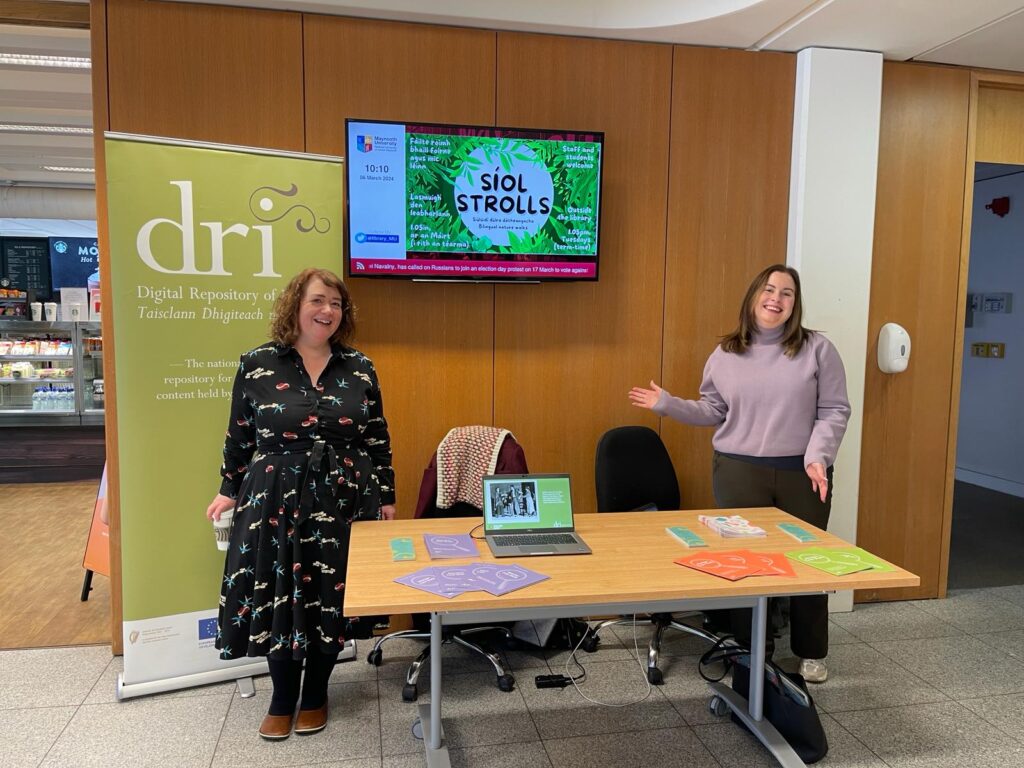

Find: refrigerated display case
<box><xmin>0</xmin><ymin>320</ymin><xmax>105</xmax><ymax>426</ymax></box>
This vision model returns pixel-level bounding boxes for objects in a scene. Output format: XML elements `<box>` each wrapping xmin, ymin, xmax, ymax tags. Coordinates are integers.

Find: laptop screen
<box><xmin>482</xmin><ymin>474</ymin><xmax>574</xmax><ymax>532</ymax></box>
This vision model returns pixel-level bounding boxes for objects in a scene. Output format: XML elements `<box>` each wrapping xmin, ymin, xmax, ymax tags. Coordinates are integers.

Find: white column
<box><xmin>787</xmin><ymin>47</ymin><xmax>882</xmax><ymax>613</ymax></box>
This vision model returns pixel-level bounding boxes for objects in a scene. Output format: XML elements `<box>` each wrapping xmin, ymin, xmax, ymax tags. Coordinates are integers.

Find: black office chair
<box><xmin>587</xmin><ymin>425</ymin><xmax>717</xmax><ymax>684</ymax></box>
<box><xmin>365</xmin><ymin>428</ymin><xmax>525</xmax><ymax>701</ymax></box>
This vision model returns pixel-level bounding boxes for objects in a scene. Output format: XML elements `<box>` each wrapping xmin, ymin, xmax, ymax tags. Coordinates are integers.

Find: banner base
<box><xmin>117</xmin><ymin>660</ymin><xmax>268</xmax><ymax>701</ymax></box>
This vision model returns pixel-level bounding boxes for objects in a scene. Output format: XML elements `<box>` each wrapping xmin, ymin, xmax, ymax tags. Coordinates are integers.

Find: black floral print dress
<box><xmin>215</xmin><ymin>342</ymin><xmax>394</xmax><ymax>660</ymax></box>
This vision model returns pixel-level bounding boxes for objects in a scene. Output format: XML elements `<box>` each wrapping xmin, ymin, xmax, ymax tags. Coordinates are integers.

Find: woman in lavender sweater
<box><xmin>629</xmin><ymin>264</ymin><xmax>850</xmax><ymax>683</ymax></box>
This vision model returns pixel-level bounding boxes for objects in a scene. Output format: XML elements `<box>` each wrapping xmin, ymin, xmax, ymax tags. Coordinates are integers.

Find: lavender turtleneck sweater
<box><xmin>653</xmin><ymin>327</ymin><xmax>851</xmax><ymax>469</ymax></box>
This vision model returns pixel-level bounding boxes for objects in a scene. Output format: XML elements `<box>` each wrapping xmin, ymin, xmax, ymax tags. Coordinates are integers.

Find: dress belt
<box><xmin>296</xmin><ymin>439</ymin><xmax>341</xmax><ymax>526</ymax></box>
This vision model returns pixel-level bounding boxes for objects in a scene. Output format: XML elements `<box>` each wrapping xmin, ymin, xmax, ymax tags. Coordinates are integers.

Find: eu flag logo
<box><xmin>198</xmin><ymin>618</ymin><xmax>218</xmax><ymax>640</ymax></box>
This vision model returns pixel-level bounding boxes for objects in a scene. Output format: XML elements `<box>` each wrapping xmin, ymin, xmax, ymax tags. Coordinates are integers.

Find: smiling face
<box><xmin>752</xmin><ymin>270</ymin><xmax>796</xmax><ymax>331</ymax></box>
<box><xmin>296</xmin><ymin>277</ymin><xmax>344</xmax><ymax>347</ymax></box>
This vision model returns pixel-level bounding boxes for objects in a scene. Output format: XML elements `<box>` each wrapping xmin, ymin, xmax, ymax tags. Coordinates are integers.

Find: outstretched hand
<box><xmin>629</xmin><ymin>380</ymin><xmax>663</xmax><ymax>410</ymax></box>
<box><xmin>806</xmin><ymin>462</ymin><xmax>828</xmax><ymax>503</ymax></box>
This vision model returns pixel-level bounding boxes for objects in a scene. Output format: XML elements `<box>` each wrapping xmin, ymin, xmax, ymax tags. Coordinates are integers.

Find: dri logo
<box><xmin>356</xmin><ymin>135</ymin><xmax>373</xmax><ymax>153</ymax></box>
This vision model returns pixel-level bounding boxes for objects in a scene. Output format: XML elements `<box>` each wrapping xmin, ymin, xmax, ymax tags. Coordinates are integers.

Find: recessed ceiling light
<box><xmin>0</xmin><ymin>124</ymin><xmax>93</xmax><ymax>135</ymax></box>
<box><xmin>0</xmin><ymin>52</ymin><xmax>91</xmax><ymax>69</ymax></box>
<box><xmin>43</xmin><ymin>166</ymin><xmax>95</xmax><ymax>173</ymax></box>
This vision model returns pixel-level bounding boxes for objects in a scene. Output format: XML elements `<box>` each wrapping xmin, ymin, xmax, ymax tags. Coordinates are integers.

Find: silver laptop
<box><xmin>482</xmin><ymin>474</ymin><xmax>591</xmax><ymax>557</ymax></box>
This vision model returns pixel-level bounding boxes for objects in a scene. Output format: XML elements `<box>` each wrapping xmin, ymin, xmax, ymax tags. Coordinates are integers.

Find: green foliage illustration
<box><xmin>406</xmin><ymin>133</ymin><xmax>600</xmax><ymax>256</ymax></box>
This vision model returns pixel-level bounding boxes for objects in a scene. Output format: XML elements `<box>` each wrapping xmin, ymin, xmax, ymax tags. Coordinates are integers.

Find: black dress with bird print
<box><xmin>215</xmin><ymin>342</ymin><xmax>394</xmax><ymax>660</ymax></box>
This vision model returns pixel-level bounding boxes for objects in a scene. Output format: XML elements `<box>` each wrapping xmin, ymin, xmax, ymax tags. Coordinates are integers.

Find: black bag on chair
<box><xmin>699</xmin><ymin>636</ymin><xmax>828</xmax><ymax>764</ymax></box>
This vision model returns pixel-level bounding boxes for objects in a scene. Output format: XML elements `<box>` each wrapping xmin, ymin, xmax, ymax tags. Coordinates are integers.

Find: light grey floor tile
<box><xmin>871</xmin><ymin>634</ymin><xmax>1024</xmax><ymax>699</ymax></box>
<box><xmin>41</xmin><ymin>694</ymin><xmax>231</xmax><ymax>768</ymax></box>
<box><xmin>384</xmin><ymin>740</ymin><xmax>552</xmax><ymax>768</ymax></box>
<box><xmin>913</xmin><ymin>589</ymin><xmax>1024</xmax><ymax>633</ymax></box>
<box><xmin>826</xmin><ymin>619</ymin><xmax>861</xmax><ymax>645</ymax></box>
<box><xmin>0</xmin><ymin>645</ymin><xmax>112</xmax><ymax>710</ymax></box>
<box><xmin>545</xmin><ymin>725</ymin><xmax>718</xmax><ymax>768</ymax></box>
<box><xmin>808</xmin><ymin>642</ymin><xmax>948</xmax><ymax>713</ymax></box>
<box><xmin>519</xmin><ymin>658</ymin><xmax>684</xmax><ymax>739</ymax></box>
<box><xmin>693</xmin><ymin>713</ymin><xmax>886</xmax><ymax>768</ymax></box>
<box><xmin>833</xmin><ymin>700</ymin><xmax>1024</xmax><ymax>768</ymax></box>
<box><xmin>958</xmin><ymin>692</ymin><xmax>1024</xmax><ymax>742</ymax></box>
<box><xmin>212</xmin><ymin>681</ymin><xmax>380</xmax><ymax>768</ymax></box>
<box><xmin>972</xmin><ymin>628</ymin><xmax>1024</xmax><ymax>661</ymax></box>
<box><xmin>986</xmin><ymin>584</ymin><xmax>1024</xmax><ymax>608</ymax></box>
<box><xmin>285</xmin><ymin>761</ymin><xmax>381</xmax><ymax>768</ymax></box>
<box><xmin>378</xmin><ymin>671</ymin><xmax>536</xmax><ymax>756</ymax></box>
<box><xmin>85</xmin><ymin>654</ymin><xmax>240</xmax><ymax>704</ymax></box>
<box><xmin>655</xmin><ymin>654</ymin><xmax>727</xmax><ymax>726</ymax></box>
<box><xmin>830</xmin><ymin>601</ymin><xmax>965</xmax><ymax>642</ymax></box>
<box><xmin>0</xmin><ymin>706</ymin><xmax>76</xmax><ymax>768</ymax></box>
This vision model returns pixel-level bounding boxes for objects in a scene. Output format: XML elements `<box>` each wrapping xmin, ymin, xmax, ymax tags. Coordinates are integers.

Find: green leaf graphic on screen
<box><xmin>406</xmin><ymin>133</ymin><xmax>599</xmax><ymax>256</ymax></box>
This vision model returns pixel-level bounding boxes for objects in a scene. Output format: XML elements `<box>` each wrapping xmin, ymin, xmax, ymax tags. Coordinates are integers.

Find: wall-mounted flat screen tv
<box><xmin>345</xmin><ymin>119</ymin><xmax>604</xmax><ymax>282</ymax></box>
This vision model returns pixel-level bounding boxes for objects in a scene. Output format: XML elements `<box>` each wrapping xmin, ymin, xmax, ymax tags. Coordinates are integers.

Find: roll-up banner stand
<box><xmin>104</xmin><ymin>134</ymin><xmax>344</xmax><ymax>699</ymax></box>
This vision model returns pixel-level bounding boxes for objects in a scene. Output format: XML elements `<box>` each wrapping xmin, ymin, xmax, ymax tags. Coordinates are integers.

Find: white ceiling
<box><xmin>3</xmin><ymin>0</ymin><xmax>1024</xmax><ymax>199</ymax></box>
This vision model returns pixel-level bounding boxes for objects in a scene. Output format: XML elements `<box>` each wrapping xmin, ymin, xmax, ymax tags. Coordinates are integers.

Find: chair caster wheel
<box><xmin>411</xmin><ymin>718</ymin><xmax>423</xmax><ymax>740</ymax></box>
<box><xmin>580</xmin><ymin>635</ymin><xmax>600</xmax><ymax>653</ymax></box>
<box><xmin>647</xmin><ymin>667</ymin><xmax>664</xmax><ymax>685</ymax></box>
<box><xmin>708</xmin><ymin>695</ymin><xmax>729</xmax><ymax>717</ymax></box>
<box><xmin>367</xmin><ymin>648</ymin><xmax>383</xmax><ymax>667</ymax></box>
<box><xmin>402</xmin><ymin>683</ymin><xmax>418</xmax><ymax>702</ymax></box>
<box><xmin>497</xmin><ymin>674</ymin><xmax>515</xmax><ymax>692</ymax></box>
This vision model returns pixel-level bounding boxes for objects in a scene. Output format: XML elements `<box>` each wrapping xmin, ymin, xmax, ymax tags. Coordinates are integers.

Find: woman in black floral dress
<box><xmin>206</xmin><ymin>267</ymin><xmax>395</xmax><ymax>740</ymax></box>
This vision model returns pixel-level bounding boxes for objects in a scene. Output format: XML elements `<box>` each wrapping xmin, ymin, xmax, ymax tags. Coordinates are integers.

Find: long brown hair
<box><xmin>269</xmin><ymin>267</ymin><xmax>356</xmax><ymax>347</ymax></box>
<box><xmin>720</xmin><ymin>264</ymin><xmax>810</xmax><ymax>358</ymax></box>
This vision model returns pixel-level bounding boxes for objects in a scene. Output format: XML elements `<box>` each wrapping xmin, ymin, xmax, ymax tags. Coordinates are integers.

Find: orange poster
<box><xmin>674</xmin><ymin>551</ymin><xmax>763</xmax><ymax>581</ymax></box>
<box><xmin>82</xmin><ymin>464</ymin><xmax>110</xmax><ymax>576</ymax></box>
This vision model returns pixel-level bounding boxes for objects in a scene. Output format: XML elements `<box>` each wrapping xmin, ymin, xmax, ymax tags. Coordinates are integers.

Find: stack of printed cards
<box><xmin>674</xmin><ymin>550</ymin><xmax>797</xmax><ymax>581</ymax></box>
<box><xmin>423</xmin><ymin>533</ymin><xmax>480</xmax><ymax>559</ymax></box>
<box><xmin>394</xmin><ymin>563</ymin><xmax>549</xmax><ymax>598</ymax></box>
<box><xmin>698</xmin><ymin>514</ymin><xmax>767</xmax><ymax>538</ymax></box>
<box><xmin>786</xmin><ymin>547</ymin><xmax>896</xmax><ymax>576</ymax></box>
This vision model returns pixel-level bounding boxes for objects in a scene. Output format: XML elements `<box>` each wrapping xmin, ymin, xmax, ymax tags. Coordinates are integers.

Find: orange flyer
<box><xmin>674</xmin><ymin>550</ymin><xmax>764</xmax><ymax>581</ymax></box>
<box><xmin>735</xmin><ymin>550</ymin><xmax>797</xmax><ymax>578</ymax></box>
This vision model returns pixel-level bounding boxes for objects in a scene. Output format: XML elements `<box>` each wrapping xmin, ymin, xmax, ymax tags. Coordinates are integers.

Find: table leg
<box><xmin>430</xmin><ymin>611</ymin><xmax>442</xmax><ymax>750</ymax></box>
<box><xmin>749</xmin><ymin>595</ymin><xmax>768</xmax><ymax>720</ymax></box>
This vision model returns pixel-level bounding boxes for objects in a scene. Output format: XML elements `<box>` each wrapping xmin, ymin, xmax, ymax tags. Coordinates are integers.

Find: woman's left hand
<box><xmin>380</xmin><ymin>504</ymin><xmax>397</xmax><ymax>521</ymax></box>
<box><xmin>806</xmin><ymin>462</ymin><xmax>828</xmax><ymax>503</ymax></box>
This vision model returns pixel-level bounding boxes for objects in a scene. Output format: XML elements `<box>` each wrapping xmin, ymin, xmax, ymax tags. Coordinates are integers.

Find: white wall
<box><xmin>787</xmin><ymin>47</ymin><xmax>883</xmax><ymax>613</ymax></box>
<box><xmin>956</xmin><ymin>169</ymin><xmax>1024</xmax><ymax>498</ymax></box>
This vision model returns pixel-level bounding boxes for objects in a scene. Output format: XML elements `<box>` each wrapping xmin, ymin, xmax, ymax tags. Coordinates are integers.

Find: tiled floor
<box><xmin>6</xmin><ymin>588</ymin><xmax>1024</xmax><ymax>768</ymax></box>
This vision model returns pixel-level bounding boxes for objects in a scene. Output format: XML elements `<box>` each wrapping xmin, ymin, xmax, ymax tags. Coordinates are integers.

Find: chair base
<box><xmin>587</xmin><ymin>612</ymin><xmax>718</xmax><ymax>684</ymax></box>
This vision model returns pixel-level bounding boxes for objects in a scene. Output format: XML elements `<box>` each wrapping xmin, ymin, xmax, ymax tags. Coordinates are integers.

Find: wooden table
<box><xmin>346</xmin><ymin>508</ymin><xmax>919</xmax><ymax>768</ymax></box>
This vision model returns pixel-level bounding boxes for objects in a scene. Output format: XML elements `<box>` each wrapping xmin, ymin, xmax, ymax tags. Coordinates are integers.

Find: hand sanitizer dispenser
<box><xmin>878</xmin><ymin>323</ymin><xmax>911</xmax><ymax>373</ymax></box>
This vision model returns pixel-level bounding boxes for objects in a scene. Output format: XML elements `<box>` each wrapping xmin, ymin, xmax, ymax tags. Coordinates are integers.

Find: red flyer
<box><xmin>674</xmin><ymin>550</ymin><xmax>764</xmax><ymax>581</ymax></box>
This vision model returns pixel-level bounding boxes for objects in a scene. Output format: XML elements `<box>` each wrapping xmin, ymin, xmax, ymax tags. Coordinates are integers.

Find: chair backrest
<box><xmin>414</xmin><ymin>429</ymin><xmax>529</xmax><ymax>518</ymax></box>
<box><xmin>595</xmin><ymin>426</ymin><xmax>680</xmax><ymax>512</ymax></box>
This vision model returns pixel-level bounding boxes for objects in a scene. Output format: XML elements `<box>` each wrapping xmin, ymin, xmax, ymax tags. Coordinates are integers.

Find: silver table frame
<box><xmin>413</xmin><ymin>592</ymin><xmax>821</xmax><ymax>768</ymax></box>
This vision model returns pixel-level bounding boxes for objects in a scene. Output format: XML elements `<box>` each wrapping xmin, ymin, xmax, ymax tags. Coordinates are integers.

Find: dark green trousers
<box><xmin>708</xmin><ymin>452</ymin><xmax>833</xmax><ymax>660</ymax></box>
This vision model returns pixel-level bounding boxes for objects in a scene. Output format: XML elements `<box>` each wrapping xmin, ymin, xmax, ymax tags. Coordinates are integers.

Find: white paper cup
<box><xmin>69</xmin><ymin>303</ymin><xmax>82</xmax><ymax>321</ymax></box>
<box><xmin>213</xmin><ymin>509</ymin><xmax>233</xmax><ymax>551</ymax></box>
<box><xmin>30</xmin><ymin>302</ymin><xmax>42</xmax><ymax>321</ymax></box>
<box><xmin>43</xmin><ymin>302</ymin><xmax>57</xmax><ymax>322</ymax></box>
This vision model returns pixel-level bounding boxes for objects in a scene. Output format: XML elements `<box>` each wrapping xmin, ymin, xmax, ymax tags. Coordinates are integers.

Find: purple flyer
<box><xmin>394</xmin><ymin>563</ymin><xmax>550</xmax><ymax>598</ymax></box>
<box><xmin>470</xmin><ymin>564</ymin><xmax>550</xmax><ymax>595</ymax></box>
<box><xmin>424</xmin><ymin>533</ymin><xmax>480</xmax><ymax>559</ymax></box>
<box><xmin>393</xmin><ymin>568</ymin><xmax>463</xmax><ymax>598</ymax></box>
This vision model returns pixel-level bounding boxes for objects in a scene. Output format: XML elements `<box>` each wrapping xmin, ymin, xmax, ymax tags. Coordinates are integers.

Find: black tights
<box><xmin>267</xmin><ymin>651</ymin><xmax>338</xmax><ymax>715</ymax></box>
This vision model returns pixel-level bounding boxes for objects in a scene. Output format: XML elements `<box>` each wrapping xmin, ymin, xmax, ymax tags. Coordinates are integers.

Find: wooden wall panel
<box><xmin>976</xmin><ymin>85</ymin><xmax>1024</xmax><ymax>163</ymax></box>
<box><xmin>662</xmin><ymin>47</ymin><xmax>796</xmax><ymax>509</ymax></box>
<box><xmin>494</xmin><ymin>34</ymin><xmax>672</xmax><ymax>513</ymax></box>
<box><xmin>106</xmin><ymin>0</ymin><xmax>303</xmax><ymax>149</ymax></box>
<box><xmin>304</xmin><ymin>17</ymin><xmax>496</xmax><ymax>514</ymax></box>
<box><xmin>856</xmin><ymin>62</ymin><xmax>970</xmax><ymax>602</ymax></box>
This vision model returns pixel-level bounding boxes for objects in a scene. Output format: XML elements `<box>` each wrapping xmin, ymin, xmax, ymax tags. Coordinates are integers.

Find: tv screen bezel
<box><xmin>343</xmin><ymin>117</ymin><xmax>605</xmax><ymax>284</ymax></box>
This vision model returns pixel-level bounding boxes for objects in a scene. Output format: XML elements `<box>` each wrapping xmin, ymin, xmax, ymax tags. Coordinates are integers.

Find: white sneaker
<box><xmin>798</xmin><ymin>658</ymin><xmax>828</xmax><ymax>683</ymax></box>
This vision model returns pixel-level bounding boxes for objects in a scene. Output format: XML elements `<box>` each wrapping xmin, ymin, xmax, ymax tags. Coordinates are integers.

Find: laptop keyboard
<box><xmin>492</xmin><ymin>533</ymin><xmax>578</xmax><ymax>546</ymax></box>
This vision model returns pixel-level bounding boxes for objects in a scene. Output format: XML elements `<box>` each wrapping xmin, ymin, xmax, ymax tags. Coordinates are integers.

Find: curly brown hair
<box><xmin>269</xmin><ymin>267</ymin><xmax>355</xmax><ymax>347</ymax></box>
<box><xmin>720</xmin><ymin>264</ymin><xmax>811</xmax><ymax>358</ymax></box>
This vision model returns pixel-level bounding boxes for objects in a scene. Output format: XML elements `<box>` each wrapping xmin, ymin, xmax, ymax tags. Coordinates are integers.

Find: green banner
<box><xmin>106</xmin><ymin>136</ymin><xmax>343</xmax><ymax>622</ymax></box>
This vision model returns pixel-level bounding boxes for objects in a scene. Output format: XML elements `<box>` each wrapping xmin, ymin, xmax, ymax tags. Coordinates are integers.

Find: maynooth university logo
<box><xmin>356</xmin><ymin>135</ymin><xmax>373</xmax><ymax>153</ymax></box>
<box><xmin>54</xmin><ymin>240</ymin><xmax>68</xmax><ymax>254</ymax></box>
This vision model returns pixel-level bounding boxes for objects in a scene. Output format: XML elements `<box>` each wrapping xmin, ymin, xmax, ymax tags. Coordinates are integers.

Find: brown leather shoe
<box><xmin>294</xmin><ymin>703</ymin><xmax>328</xmax><ymax>734</ymax></box>
<box><xmin>258</xmin><ymin>713</ymin><xmax>293</xmax><ymax>740</ymax></box>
